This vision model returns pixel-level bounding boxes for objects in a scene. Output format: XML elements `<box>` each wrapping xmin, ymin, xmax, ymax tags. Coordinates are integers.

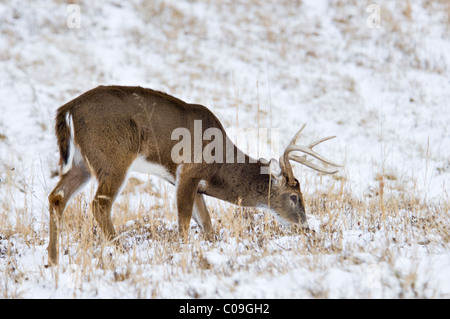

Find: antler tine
<box><xmin>308</xmin><ymin>135</ymin><xmax>336</xmax><ymax>148</ymax></box>
<box><xmin>279</xmin><ymin>123</ymin><xmax>307</xmax><ymax>186</ymax></box>
<box><xmin>288</xmin><ymin>123</ymin><xmax>306</xmax><ymax>145</ymax></box>
<box><xmin>285</xmin><ymin>142</ymin><xmax>341</xmax><ymax>168</ymax></box>
<box><xmin>307</xmin><ymin>136</ymin><xmax>342</xmax><ymax>167</ymax></box>
<box><xmin>289</xmin><ymin>154</ymin><xmax>340</xmax><ymax>175</ymax></box>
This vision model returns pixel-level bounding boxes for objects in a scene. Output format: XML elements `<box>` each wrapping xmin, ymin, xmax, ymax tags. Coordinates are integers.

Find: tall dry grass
<box><xmin>2</xmin><ymin>161</ymin><xmax>448</xmax><ymax>298</ymax></box>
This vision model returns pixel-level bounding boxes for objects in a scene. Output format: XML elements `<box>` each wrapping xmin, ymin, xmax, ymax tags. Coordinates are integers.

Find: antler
<box><xmin>280</xmin><ymin>124</ymin><xmax>342</xmax><ymax>186</ymax></box>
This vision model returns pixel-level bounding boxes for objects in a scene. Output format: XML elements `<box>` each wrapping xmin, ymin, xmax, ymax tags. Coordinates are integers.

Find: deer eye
<box><xmin>290</xmin><ymin>195</ymin><xmax>298</xmax><ymax>204</ymax></box>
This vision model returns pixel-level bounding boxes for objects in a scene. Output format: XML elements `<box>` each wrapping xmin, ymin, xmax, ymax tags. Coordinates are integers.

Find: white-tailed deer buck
<box><xmin>48</xmin><ymin>85</ymin><xmax>341</xmax><ymax>265</ymax></box>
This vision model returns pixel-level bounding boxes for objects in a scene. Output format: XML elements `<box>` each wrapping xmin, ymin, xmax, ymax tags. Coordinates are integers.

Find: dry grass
<box><xmin>1</xmin><ymin>167</ymin><xmax>448</xmax><ymax>298</ymax></box>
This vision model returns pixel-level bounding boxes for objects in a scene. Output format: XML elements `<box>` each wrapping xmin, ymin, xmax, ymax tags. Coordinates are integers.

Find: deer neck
<box><xmin>204</xmin><ymin>156</ymin><xmax>271</xmax><ymax>208</ymax></box>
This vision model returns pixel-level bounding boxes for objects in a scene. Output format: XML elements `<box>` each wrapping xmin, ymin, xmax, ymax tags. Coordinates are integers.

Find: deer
<box><xmin>47</xmin><ymin>85</ymin><xmax>342</xmax><ymax>265</ymax></box>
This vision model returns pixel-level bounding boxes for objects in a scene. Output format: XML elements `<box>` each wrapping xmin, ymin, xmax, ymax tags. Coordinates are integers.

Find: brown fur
<box><xmin>47</xmin><ymin>86</ymin><xmax>307</xmax><ymax>265</ymax></box>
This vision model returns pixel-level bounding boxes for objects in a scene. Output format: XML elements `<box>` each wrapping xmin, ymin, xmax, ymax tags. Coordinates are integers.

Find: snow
<box><xmin>0</xmin><ymin>0</ymin><xmax>450</xmax><ymax>298</ymax></box>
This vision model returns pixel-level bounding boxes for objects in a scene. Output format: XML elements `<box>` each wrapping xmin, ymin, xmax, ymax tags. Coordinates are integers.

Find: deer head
<box><xmin>262</xmin><ymin>123</ymin><xmax>342</xmax><ymax>227</ymax></box>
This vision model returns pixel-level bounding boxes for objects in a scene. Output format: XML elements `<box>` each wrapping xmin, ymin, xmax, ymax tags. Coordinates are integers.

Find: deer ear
<box><xmin>269</xmin><ymin>158</ymin><xmax>282</xmax><ymax>177</ymax></box>
<box><xmin>260</xmin><ymin>158</ymin><xmax>282</xmax><ymax>182</ymax></box>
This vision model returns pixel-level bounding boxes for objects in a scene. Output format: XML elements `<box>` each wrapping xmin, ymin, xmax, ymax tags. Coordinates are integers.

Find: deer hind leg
<box><xmin>48</xmin><ymin>163</ymin><xmax>91</xmax><ymax>266</ymax></box>
<box><xmin>193</xmin><ymin>194</ymin><xmax>213</xmax><ymax>239</ymax></box>
<box><xmin>91</xmin><ymin>171</ymin><xmax>129</xmax><ymax>243</ymax></box>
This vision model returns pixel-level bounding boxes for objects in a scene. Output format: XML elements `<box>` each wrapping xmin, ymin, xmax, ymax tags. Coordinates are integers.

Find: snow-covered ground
<box><xmin>0</xmin><ymin>0</ymin><xmax>449</xmax><ymax>298</ymax></box>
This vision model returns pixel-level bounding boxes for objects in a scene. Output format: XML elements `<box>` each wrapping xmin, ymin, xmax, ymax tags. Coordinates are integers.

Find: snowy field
<box><xmin>0</xmin><ymin>0</ymin><xmax>449</xmax><ymax>298</ymax></box>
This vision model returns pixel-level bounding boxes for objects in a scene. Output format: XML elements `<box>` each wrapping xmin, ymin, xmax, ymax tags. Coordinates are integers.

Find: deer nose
<box><xmin>292</xmin><ymin>221</ymin><xmax>309</xmax><ymax>232</ymax></box>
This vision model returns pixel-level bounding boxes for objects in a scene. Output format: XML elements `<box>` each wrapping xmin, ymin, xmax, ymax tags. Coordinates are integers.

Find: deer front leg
<box><xmin>176</xmin><ymin>175</ymin><xmax>200</xmax><ymax>242</ymax></box>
